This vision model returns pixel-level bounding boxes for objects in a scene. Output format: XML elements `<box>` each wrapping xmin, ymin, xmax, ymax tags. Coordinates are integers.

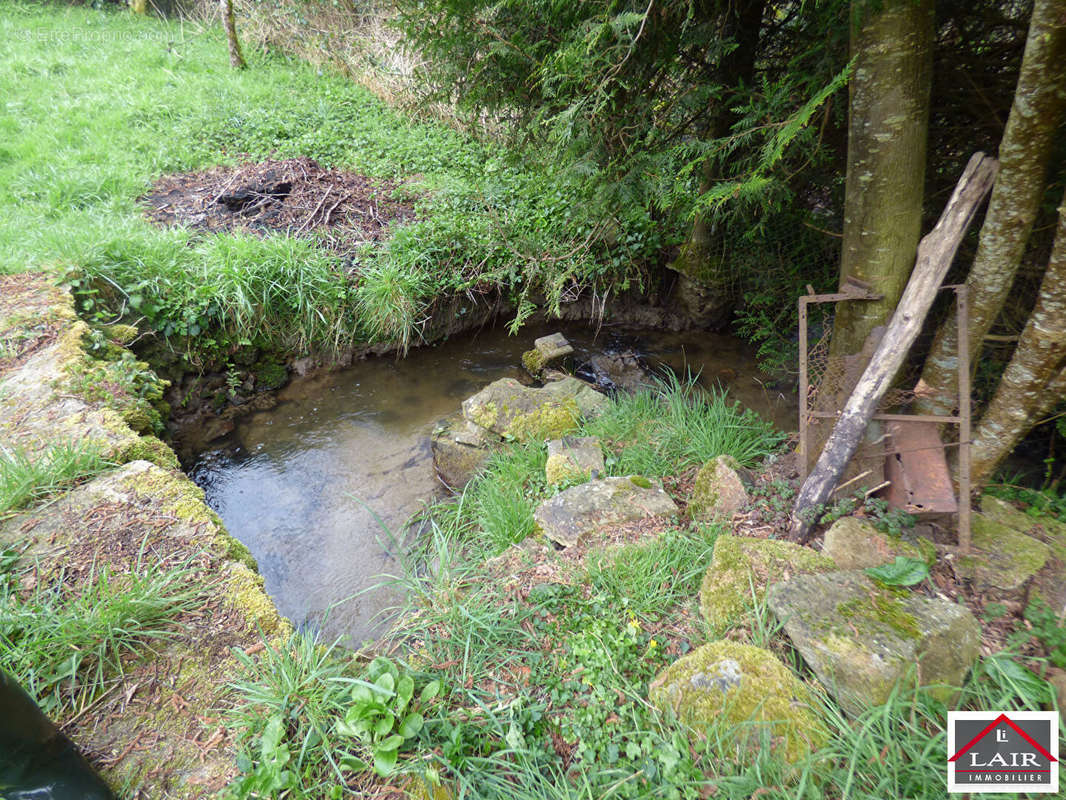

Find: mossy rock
<box><xmin>689</xmin><ymin>455</ymin><xmax>749</xmax><ymax>521</ymax></box>
<box><xmin>254</xmin><ymin>358</ymin><xmax>289</xmax><ymax>391</ymax></box>
<box><xmin>980</xmin><ymin>495</ymin><xmax>1066</xmax><ymax>562</ymax></box>
<box><xmin>102</xmin><ymin>322</ymin><xmax>139</xmax><ymax>346</ymax></box>
<box><xmin>431</xmin><ymin>412</ymin><xmax>499</xmax><ymax>490</ymax></box>
<box><xmin>649</xmin><ymin>640</ymin><xmax>826</xmax><ymax>762</ymax></box>
<box><xmin>768</xmin><ymin>570</ymin><xmax>980</xmax><ymax>715</ymax></box>
<box><xmin>699</xmin><ymin>535</ymin><xmax>835</xmax><ymax>630</ymax></box>
<box><xmin>545</xmin><ymin>436</ymin><xmax>604</xmax><ymax>485</ymax></box>
<box><xmin>956</xmin><ymin>514</ymin><xmax>1050</xmax><ymax>594</ymax></box>
<box><xmin>821</xmin><ymin>516</ymin><xmax>935</xmax><ymax>570</ymax></box>
<box><xmin>460</xmin><ymin>377</ymin><xmax>597</xmax><ymax>441</ymax></box>
<box><xmin>533</xmin><ymin>476</ymin><xmax>679</xmax><ymax>547</ymax></box>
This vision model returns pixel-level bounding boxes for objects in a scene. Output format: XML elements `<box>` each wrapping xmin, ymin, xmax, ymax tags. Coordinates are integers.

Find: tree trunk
<box><xmin>828</xmin><ymin>0</ymin><xmax>934</xmax><ymax>359</ymax></box>
<box><xmin>970</xmin><ymin>196</ymin><xmax>1066</xmax><ymax>486</ymax></box>
<box><xmin>915</xmin><ymin>0</ymin><xmax>1066</xmax><ymax>415</ymax></box>
<box><xmin>670</xmin><ymin>0</ymin><xmax>767</xmax><ymax>327</ymax></box>
<box><xmin>129</xmin><ymin>0</ymin><xmax>147</xmax><ymax>12</ymax></box>
<box><xmin>221</xmin><ymin>0</ymin><xmax>247</xmax><ymax>70</ymax></box>
<box><xmin>791</xmin><ymin>153</ymin><xmax>998</xmax><ymax>543</ymax></box>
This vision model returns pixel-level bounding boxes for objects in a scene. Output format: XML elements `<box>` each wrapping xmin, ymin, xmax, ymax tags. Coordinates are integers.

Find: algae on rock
<box><xmin>649</xmin><ymin>640</ymin><xmax>826</xmax><ymax>762</ymax></box>
<box><xmin>699</xmin><ymin>534</ymin><xmax>835</xmax><ymax>630</ymax></box>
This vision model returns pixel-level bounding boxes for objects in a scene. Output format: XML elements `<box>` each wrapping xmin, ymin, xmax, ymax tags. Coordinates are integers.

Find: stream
<box><xmin>188</xmin><ymin>323</ymin><xmax>796</xmax><ymax>646</ymax></box>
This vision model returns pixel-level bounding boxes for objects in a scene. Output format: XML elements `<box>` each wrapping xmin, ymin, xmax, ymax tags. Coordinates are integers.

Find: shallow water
<box><xmin>189</xmin><ymin>323</ymin><xmax>795</xmax><ymax>646</ymax></box>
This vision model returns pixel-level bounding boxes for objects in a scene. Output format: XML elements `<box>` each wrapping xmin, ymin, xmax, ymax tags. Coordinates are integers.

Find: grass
<box><xmin>0</xmin><ymin>2</ymin><xmax>661</xmax><ymax>363</ymax></box>
<box><xmin>0</xmin><ymin>549</ymin><xmax>203</xmax><ymax>716</ymax></box>
<box><xmin>0</xmin><ymin>441</ymin><xmax>111</xmax><ymax>518</ymax></box>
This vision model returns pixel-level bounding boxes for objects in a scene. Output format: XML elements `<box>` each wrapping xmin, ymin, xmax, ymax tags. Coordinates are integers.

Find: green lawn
<box><xmin>0</xmin><ymin>2</ymin><xmax>656</xmax><ymax>361</ymax></box>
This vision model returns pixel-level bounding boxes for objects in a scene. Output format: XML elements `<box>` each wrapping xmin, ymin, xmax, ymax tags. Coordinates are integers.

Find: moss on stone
<box><xmin>521</xmin><ymin>348</ymin><xmax>545</xmax><ymax>376</ymax></box>
<box><xmin>958</xmin><ymin>515</ymin><xmax>1050</xmax><ymax>592</ymax></box>
<box><xmin>507</xmin><ymin>399</ymin><xmax>580</xmax><ymax>441</ymax></box>
<box><xmin>545</xmin><ymin>453</ymin><xmax>582</xmax><ymax>485</ymax></box>
<box><xmin>649</xmin><ymin>640</ymin><xmax>826</xmax><ymax>762</ymax></box>
<box><xmin>467</xmin><ymin>400</ymin><xmax>499</xmax><ymax>432</ymax></box>
<box><xmin>629</xmin><ymin>475</ymin><xmax>653</xmax><ymax>489</ymax></box>
<box><xmin>224</xmin><ymin>562</ymin><xmax>291</xmax><ymax>637</ymax></box>
<box><xmin>102</xmin><ymin>323</ymin><xmax>139</xmax><ymax>346</ymax></box>
<box><xmin>838</xmin><ymin>593</ymin><xmax>920</xmax><ymax>639</ymax></box>
<box><xmin>254</xmin><ymin>358</ymin><xmax>288</xmax><ymax>390</ymax></box>
<box><xmin>699</xmin><ymin>535</ymin><xmax>835</xmax><ymax>630</ymax></box>
<box><xmin>120</xmin><ymin>435</ymin><xmax>181</xmax><ymax>471</ymax></box>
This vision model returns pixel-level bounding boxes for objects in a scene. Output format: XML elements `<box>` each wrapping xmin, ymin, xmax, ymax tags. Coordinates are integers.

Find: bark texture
<box><xmin>915</xmin><ymin>0</ymin><xmax>1066</xmax><ymax>415</ymax></box>
<box><xmin>791</xmin><ymin>154</ymin><xmax>998</xmax><ymax>543</ymax></box>
<box><xmin>971</xmin><ymin>197</ymin><xmax>1066</xmax><ymax>485</ymax></box>
<box><xmin>222</xmin><ymin>0</ymin><xmax>247</xmax><ymax>70</ymax></box>
<box><xmin>829</xmin><ymin>0</ymin><xmax>934</xmax><ymax>359</ymax></box>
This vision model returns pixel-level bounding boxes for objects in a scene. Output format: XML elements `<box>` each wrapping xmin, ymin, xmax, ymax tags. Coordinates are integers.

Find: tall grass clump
<box><xmin>0</xmin><ymin>441</ymin><xmax>110</xmax><ymax>518</ymax></box>
<box><xmin>0</xmin><ymin>554</ymin><xmax>203</xmax><ymax>715</ymax></box>
<box><xmin>584</xmin><ymin>373</ymin><xmax>784</xmax><ymax>477</ymax></box>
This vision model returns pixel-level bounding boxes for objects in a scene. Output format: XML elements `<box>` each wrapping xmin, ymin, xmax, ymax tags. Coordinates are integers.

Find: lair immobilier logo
<box><xmin>948</xmin><ymin>711</ymin><xmax>1059</xmax><ymax>793</ymax></box>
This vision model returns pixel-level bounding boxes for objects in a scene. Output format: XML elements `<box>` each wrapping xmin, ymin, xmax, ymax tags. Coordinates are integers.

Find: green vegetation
<box><xmin>0</xmin><ymin>441</ymin><xmax>111</xmax><ymax>518</ymax></box>
<box><xmin>0</xmin><ymin>550</ymin><xmax>203</xmax><ymax>716</ymax></box>
<box><xmin>0</xmin><ymin>2</ymin><xmax>664</xmax><ymax>365</ymax></box>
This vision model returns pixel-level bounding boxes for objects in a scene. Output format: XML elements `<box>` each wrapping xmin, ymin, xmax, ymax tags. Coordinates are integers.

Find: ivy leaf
<box><xmin>864</xmin><ymin>556</ymin><xmax>929</xmax><ymax>587</ymax></box>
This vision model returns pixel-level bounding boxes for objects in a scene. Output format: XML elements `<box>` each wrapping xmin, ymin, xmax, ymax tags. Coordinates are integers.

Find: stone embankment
<box><xmin>0</xmin><ymin>273</ymin><xmax>286</xmax><ymax>797</ymax></box>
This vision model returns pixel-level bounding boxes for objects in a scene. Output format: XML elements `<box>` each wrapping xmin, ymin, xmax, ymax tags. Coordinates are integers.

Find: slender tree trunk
<box><xmin>829</xmin><ymin>0</ymin><xmax>934</xmax><ymax>359</ymax></box>
<box><xmin>970</xmin><ymin>196</ymin><xmax>1066</xmax><ymax>486</ymax></box>
<box><xmin>915</xmin><ymin>0</ymin><xmax>1066</xmax><ymax>415</ymax></box>
<box><xmin>671</xmin><ymin>0</ymin><xmax>767</xmax><ymax>327</ymax></box>
<box><xmin>129</xmin><ymin>0</ymin><xmax>147</xmax><ymax>13</ymax></box>
<box><xmin>221</xmin><ymin>0</ymin><xmax>247</xmax><ymax>70</ymax></box>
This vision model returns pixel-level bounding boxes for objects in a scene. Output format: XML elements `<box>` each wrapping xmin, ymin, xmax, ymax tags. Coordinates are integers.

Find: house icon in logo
<box><xmin>948</xmin><ymin>711</ymin><xmax>1060</xmax><ymax>793</ymax></box>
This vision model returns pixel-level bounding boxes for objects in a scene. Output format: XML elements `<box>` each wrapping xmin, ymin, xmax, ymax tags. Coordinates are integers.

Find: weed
<box><xmin>0</xmin><ymin>441</ymin><xmax>111</xmax><ymax>518</ymax></box>
<box><xmin>0</xmin><ymin>552</ymin><xmax>203</xmax><ymax>716</ymax></box>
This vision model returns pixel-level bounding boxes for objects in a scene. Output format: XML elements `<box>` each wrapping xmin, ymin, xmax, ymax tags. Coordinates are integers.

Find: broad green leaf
<box><xmin>396</xmin><ymin>674</ymin><xmax>414</xmax><ymax>709</ymax></box>
<box><xmin>376</xmin><ymin>734</ymin><xmax>404</xmax><ymax>752</ymax></box>
<box><xmin>373</xmin><ymin>712</ymin><xmax>395</xmax><ymax>736</ymax></box>
<box><xmin>340</xmin><ymin>754</ymin><xmax>370</xmax><ymax>773</ymax></box>
<box><xmin>398</xmin><ymin>712</ymin><xmax>424</xmax><ymax>738</ymax></box>
<box><xmin>420</xmin><ymin>679</ymin><xmax>442</xmax><ymax>703</ymax></box>
<box><xmin>373</xmin><ymin>746</ymin><xmax>398</xmax><ymax>777</ymax></box>
<box><xmin>864</xmin><ymin>556</ymin><xmax>929</xmax><ymax>587</ymax></box>
<box><xmin>375</xmin><ymin>671</ymin><xmax>396</xmax><ymax>693</ymax></box>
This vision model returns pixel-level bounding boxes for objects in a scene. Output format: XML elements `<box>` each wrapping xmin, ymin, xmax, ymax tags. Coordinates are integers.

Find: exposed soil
<box><xmin>142</xmin><ymin>157</ymin><xmax>417</xmax><ymax>254</ymax></box>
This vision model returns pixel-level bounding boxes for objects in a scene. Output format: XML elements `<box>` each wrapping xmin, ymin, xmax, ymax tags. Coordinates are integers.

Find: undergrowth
<box><xmin>0</xmin><ymin>548</ymin><xmax>203</xmax><ymax>717</ymax></box>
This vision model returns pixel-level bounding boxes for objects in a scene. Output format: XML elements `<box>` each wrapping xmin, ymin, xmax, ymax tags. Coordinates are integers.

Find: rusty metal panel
<box><xmin>884</xmin><ymin>420</ymin><xmax>958</xmax><ymax>514</ymax></box>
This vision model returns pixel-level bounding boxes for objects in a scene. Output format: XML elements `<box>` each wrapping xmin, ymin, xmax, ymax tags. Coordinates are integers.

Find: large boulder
<box><xmin>460</xmin><ymin>376</ymin><xmax>606</xmax><ymax>441</ymax></box>
<box><xmin>533</xmin><ymin>476</ymin><xmax>679</xmax><ymax>547</ymax></box>
<box><xmin>545</xmin><ymin>436</ymin><xmax>604</xmax><ymax>486</ymax></box>
<box><xmin>431</xmin><ymin>413</ymin><xmax>500</xmax><ymax>489</ymax></box>
<box><xmin>699</xmin><ymin>535</ymin><xmax>835</xmax><ymax>630</ymax></box>
<box><xmin>649</xmin><ymin>640</ymin><xmax>826</xmax><ymax>762</ymax></box>
<box><xmin>768</xmin><ymin>570</ymin><xmax>981</xmax><ymax>715</ymax></box>
<box><xmin>689</xmin><ymin>456</ymin><xmax>750</xmax><ymax>522</ymax></box>
<box><xmin>956</xmin><ymin>514</ymin><xmax>1050</xmax><ymax>594</ymax></box>
<box><xmin>821</xmin><ymin>517</ymin><xmax>935</xmax><ymax>570</ymax></box>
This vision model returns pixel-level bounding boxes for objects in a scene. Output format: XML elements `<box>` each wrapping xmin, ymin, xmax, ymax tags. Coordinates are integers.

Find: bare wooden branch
<box><xmin>789</xmin><ymin>152</ymin><xmax>998</xmax><ymax>542</ymax></box>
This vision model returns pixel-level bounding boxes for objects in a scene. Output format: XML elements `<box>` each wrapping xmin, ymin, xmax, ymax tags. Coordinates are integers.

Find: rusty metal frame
<box><xmin>797</xmin><ymin>283</ymin><xmax>973</xmax><ymax>552</ymax></box>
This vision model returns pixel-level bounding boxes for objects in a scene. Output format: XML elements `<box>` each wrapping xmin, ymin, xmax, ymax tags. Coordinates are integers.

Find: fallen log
<box><xmin>789</xmin><ymin>152</ymin><xmax>998</xmax><ymax>543</ymax></box>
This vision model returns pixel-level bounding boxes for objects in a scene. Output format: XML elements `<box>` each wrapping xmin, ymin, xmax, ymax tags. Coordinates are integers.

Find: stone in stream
<box><xmin>545</xmin><ymin>436</ymin><xmax>605</xmax><ymax>486</ymax></box>
<box><xmin>648</xmin><ymin>640</ymin><xmax>826</xmax><ymax>762</ymax></box>
<box><xmin>533</xmin><ymin>476</ymin><xmax>679</xmax><ymax>547</ymax></box>
<box><xmin>430</xmin><ymin>412</ymin><xmax>501</xmax><ymax>489</ymax></box>
<box><xmin>767</xmin><ymin>570</ymin><xmax>980</xmax><ymax>715</ymax></box>
<box><xmin>521</xmin><ymin>332</ymin><xmax>574</xmax><ymax>376</ymax></box>
<box><xmin>460</xmin><ymin>376</ymin><xmax>607</xmax><ymax>440</ymax></box>
<box><xmin>699</xmin><ymin>534</ymin><xmax>835</xmax><ymax>630</ymax></box>
<box><xmin>821</xmin><ymin>517</ymin><xmax>936</xmax><ymax>570</ymax></box>
<box><xmin>688</xmin><ymin>455</ymin><xmax>750</xmax><ymax>522</ymax></box>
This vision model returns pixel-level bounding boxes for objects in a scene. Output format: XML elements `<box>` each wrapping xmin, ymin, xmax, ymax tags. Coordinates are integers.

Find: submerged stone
<box><xmin>431</xmin><ymin>412</ymin><xmax>499</xmax><ymax>489</ymax></box>
<box><xmin>689</xmin><ymin>455</ymin><xmax>750</xmax><ymax>521</ymax></box>
<box><xmin>768</xmin><ymin>570</ymin><xmax>980</xmax><ymax>715</ymax></box>
<box><xmin>699</xmin><ymin>534</ymin><xmax>835</xmax><ymax>630</ymax></box>
<box><xmin>545</xmin><ymin>436</ymin><xmax>604</xmax><ymax>485</ymax></box>
<box><xmin>649</xmin><ymin>640</ymin><xmax>826</xmax><ymax>762</ymax></box>
<box><xmin>533</xmin><ymin>476</ymin><xmax>679</xmax><ymax>547</ymax></box>
<box><xmin>821</xmin><ymin>517</ymin><xmax>935</xmax><ymax>570</ymax></box>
